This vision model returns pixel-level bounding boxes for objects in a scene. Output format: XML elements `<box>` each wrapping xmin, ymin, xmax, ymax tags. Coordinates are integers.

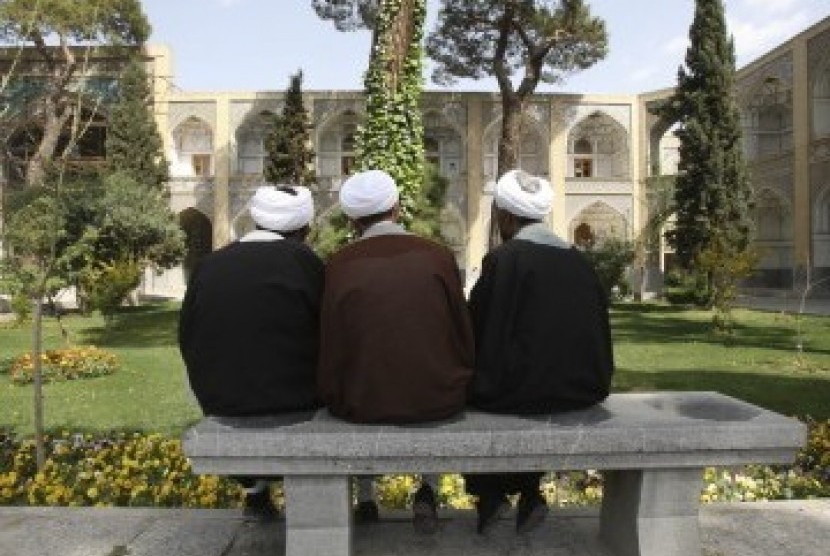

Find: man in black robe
<box><xmin>179</xmin><ymin>184</ymin><xmax>323</xmax><ymax>519</ymax></box>
<box><xmin>466</xmin><ymin>170</ymin><xmax>614</xmax><ymax>534</ymax></box>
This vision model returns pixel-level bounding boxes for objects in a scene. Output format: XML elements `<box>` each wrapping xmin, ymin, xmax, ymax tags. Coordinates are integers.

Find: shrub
<box><xmin>664</xmin><ymin>268</ymin><xmax>709</xmax><ymax>306</ymax></box>
<box><xmin>7</xmin><ymin>345</ymin><xmax>119</xmax><ymax>385</ymax></box>
<box><xmin>0</xmin><ymin>431</ymin><xmax>241</xmax><ymax>507</ymax></box>
<box><xmin>78</xmin><ymin>259</ymin><xmax>142</xmax><ymax>321</ymax></box>
<box><xmin>581</xmin><ymin>239</ymin><xmax>636</xmax><ymax>299</ymax></box>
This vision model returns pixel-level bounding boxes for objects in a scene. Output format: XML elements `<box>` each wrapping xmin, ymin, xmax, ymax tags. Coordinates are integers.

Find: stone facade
<box><xmin>3</xmin><ymin>18</ymin><xmax>829</xmax><ymax>299</ymax></box>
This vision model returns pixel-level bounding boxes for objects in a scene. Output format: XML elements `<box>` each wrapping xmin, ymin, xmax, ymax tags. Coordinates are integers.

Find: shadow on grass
<box><xmin>610</xmin><ymin>303</ymin><xmax>828</xmax><ymax>355</ymax></box>
<box><xmin>613</xmin><ymin>368</ymin><xmax>830</xmax><ymax>419</ymax></box>
<box><xmin>79</xmin><ymin>303</ymin><xmax>180</xmax><ymax>348</ymax></box>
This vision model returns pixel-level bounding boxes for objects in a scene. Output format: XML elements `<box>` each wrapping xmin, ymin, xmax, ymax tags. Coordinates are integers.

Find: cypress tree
<box><xmin>666</xmin><ymin>0</ymin><xmax>752</xmax><ymax>269</ymax></box>
<box><xmin>265</xmin><ymin>71</ymin><xmax>316</xmax><ymax>186</ymax></box>
<box><xmin>105</xmin><ymin>57</ymin><xmax>169</xmax><ymax>190</ymax></box>
<box><xmin>664</xmin><ymin>0</ymin><xmax>754</xmax><ymax>326</ymax></box>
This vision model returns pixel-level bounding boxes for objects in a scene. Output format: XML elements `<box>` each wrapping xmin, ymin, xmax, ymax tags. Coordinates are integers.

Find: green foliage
<box><xmin>581</xmin><ymin>239</ymin><xmax>636</xmax><ymax>299</ymax></box>
<box><xmin>105</xmin><ymin>57</ymin><xmax>169</xmax><ymax>189</ymax></box>
<box><xmin>356</xmin><ymin>0</ymin><xmax>427</xmax><ymax>222</ymax></box>
<box><xmin>0</xmin><ymin>0</ymin><xmax>152</xmax><ymax>186</ymax></box>
<box><xmin>664</xmin><ymin>268</ymin><xmax>710</xmax><ymax>306</ymax></box>
<box><xmin>93</xmin><ymin>172</ymin><xmax>185</xmax><ymax>269</ymax></box>
<box><xmin>312</xmin><ymin>0</ymin><xmax>377</xmax><ymax>31</ymax></box>
<box><xmin>660</xmin><ymin>0</ymin><xmax>754</xmax><ymax>292</ymax></box>
<box><xmin>310</xmin><ymin>157</ymin><xmax>450</xmax><ymax>259</ymax></box>
<box><xmin>310</xmin><ymin>209</ymin><xmax>353</xmax><ymax>260</ymax></box>
<box><xmin>0</xmin><ymin>0</ymin><xmax>150</xmax><ymax>45</ymax></box>
<box><xmin>78</xmin><ymin>259</ymin><xmax>142</xmax><ymax>321</ymax></box>
<box><xmin>696</xmin><ymin>242</ymin><xmax>758</xmax><ymax>332</ymax></box>
<box><xmin>0</xmin><ymin>172</ymin><xmax>184</xmax><ymax>315</ymax></box>
<box><xmin>264</xmin><ymin>70</ymin><xmax>316</xmax><ymax>186</ymax></box>
<box><xmin>408</xmin><ymin>163</ymin><xmax>449</xmax><ymax>242</ymax></box>
<box><xmin>427</xmin><ymin>0</ymin><xmax>607</xmax><ymax>174</ymax></box>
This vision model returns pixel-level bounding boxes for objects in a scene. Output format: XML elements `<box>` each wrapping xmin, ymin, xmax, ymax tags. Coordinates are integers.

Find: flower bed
<box><xmin>2</xmin><ymin>346</ymin><xmax>119</xmax><ymax>385</ymax></box>
<box><xmin>0</xmin><ymin>419</ymin><xmax>827</xmax><ymax>508</ymax></box>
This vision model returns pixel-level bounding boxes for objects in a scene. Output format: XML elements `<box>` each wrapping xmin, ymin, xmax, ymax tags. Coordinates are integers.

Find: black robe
<box><xmin>178</xmin><ymin>238</ymin><xmax>324</xmax><ymax>416</ymax></box>
<box><xmin>468</xmin><ymin>238</ymin><xmax>614</xmax><ymax>414</ymax></box>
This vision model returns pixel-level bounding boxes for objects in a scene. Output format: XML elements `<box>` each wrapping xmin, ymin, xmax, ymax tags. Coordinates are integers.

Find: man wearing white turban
<box><xmin>179</xmin><ymin>184</ymin><xmax>323</xmax><ymax>520</ymax></box>
<box><xmin>465</xmin><ymin>169</ymin><xmax>614</xmax><ymax>535</ymax></box>
<box><xmin>317</xmin><ymin>170</ymin><xmax>474</xmax><ymax>534</ymax></box>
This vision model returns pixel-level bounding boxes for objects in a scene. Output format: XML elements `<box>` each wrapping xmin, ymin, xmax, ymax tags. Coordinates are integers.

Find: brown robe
<box><xmin>317</xmin><ymin>234</ymin><xmax>474</xmax><ymax>423</ymax></box>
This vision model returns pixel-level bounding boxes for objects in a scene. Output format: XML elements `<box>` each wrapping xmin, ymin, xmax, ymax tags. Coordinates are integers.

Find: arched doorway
<box><xmin>569</xmin><ymin>202</ymin><xmax>628</xmax><ymax>245</ymax></box>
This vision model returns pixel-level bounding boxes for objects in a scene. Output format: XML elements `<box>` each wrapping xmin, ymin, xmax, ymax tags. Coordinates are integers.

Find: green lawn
<box><xmin>0</xmin><ymin>301</ymin><xmax>828</xmax><ymax>436</ymax></box>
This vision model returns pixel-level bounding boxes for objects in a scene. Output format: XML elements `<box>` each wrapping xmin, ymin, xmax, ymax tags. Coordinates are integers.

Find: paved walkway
<box><xmin>1</xmin><ymin>501</ymin><xmax>827</xmax><ymax>556</ymax></box>
<box><xmin>736</xmin><ymin>294</ymin><xmax>830</xmax><ymax>316</ymax></box>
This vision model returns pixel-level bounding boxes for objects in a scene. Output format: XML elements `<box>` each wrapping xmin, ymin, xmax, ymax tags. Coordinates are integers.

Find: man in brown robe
<box><xmin>318</xmin><ymin>169</ymin><xmax>475</xmax><ymax>533</ymax></box>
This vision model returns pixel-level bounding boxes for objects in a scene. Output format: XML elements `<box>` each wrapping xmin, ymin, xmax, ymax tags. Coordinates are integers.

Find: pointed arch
<box><xmin>482</xmin><ymin>115</ymin><xmax>549</xmax><ymax>187</ymax></box>
<box><xmin>315</xmin><ymin>108</ymin><xmax>363</xmax><ymax>188</ymax></box>
<box><xmin>813</xmin><ymin>57</ymin><xmax>830</xmax><ymax>138</ymax></box>
<box><xmin>568</xmin><ymin>201</ymin><xmax>628</xmax><ymax>245</ymax></box>
<box><xmin>568</xmin><ymin>112</ymin><xmax>630</xmax><ymax>179</ymax></box>
<box><xmin>171</xmin><ymin>117</ymin><xmax>214</xmax><ymax>178</ymax></box>
<box><xmin>235</xmin><ymin>110</ymin><xmax>275</xmax><ymax>176</ymax></box>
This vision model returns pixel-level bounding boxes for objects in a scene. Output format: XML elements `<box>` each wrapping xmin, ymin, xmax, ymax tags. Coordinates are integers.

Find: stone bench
<box><xmin>182</xmin><ymin>391</ymin><xmax>806</xmax><ymax>556</ymax></box>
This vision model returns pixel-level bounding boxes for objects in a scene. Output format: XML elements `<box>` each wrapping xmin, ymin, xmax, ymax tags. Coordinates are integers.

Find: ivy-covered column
<box><xmin>356</xmin><ymin>0</ymin><xmax>426</xmax><ymax>223</ymax></box>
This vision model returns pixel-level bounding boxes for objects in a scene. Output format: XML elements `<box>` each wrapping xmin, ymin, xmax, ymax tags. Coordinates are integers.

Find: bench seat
<box><xmin>183</xmin><ymin>391</ymin><xmax>806</xmax><ymax>556</ymax></box>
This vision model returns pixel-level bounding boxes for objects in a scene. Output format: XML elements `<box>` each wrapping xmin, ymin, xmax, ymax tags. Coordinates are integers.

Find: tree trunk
<box><xmin>32</xmin><ymin>297</ymin><xmax>45</xmax><ymax>469</ymax></box>
<box><xmin>489</xmin><ymin>93</ymin><xmax>524</xmax><ymax>248</ymax></box>
<box><xmin>383</xmin><ymin>0</ymin><xmax>415</xmax><ymax>94</ymax></box>
<box><xmin>25</xmin><ymin>105</ymin><xmax>69</xmax><ymax>187</ymax></box>
<box><xmin>497</xmin><ymin>94</ymin><xmax>523</xmax><ymax>178</ymax></box>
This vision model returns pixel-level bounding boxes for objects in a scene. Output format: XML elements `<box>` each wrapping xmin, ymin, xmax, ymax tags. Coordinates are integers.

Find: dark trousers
<box><xmin>464</xmin><ymin>472</ymin><xmax>543</xmax><ymax>498</ymax></box>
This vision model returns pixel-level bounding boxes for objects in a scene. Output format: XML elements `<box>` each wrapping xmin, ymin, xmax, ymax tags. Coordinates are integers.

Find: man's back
<box><xmin>318</xmin><ymin>234</ymin><xmax>474</xmax><ymax>423</ymax></box>
<box><xmin>469</xmin><ymin>238</ymin><xmax>613</xmax><ymax>414</ymax></box>
<box><xmin>179</xmin><ymin>239</ymin><xmax>324</xmax><ymax>416</ymax></box>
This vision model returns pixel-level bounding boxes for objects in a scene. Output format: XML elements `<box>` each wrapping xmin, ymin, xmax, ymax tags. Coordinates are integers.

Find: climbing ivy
<box><xmin>355</xmin><ymin>0</ymin><xmax>426</xmax><ymax>224</ymax></box>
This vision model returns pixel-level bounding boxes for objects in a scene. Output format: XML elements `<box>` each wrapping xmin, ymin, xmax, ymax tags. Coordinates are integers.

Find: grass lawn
<box><xmin>0</xmin><ymin>301</ymin><xmax>828</xmax><ymax>437</ymax></box>
<box><xmin>0</xmin><ymin>303</ymin><xmax>201</xmax><ymax>436</ymax></box>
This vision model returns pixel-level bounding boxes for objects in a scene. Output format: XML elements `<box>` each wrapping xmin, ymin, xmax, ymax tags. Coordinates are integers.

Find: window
<box><xmin>238</xmin><ymin>136</ymin><xmax>265</xmax><ymax>175</ymax></box>
<box><xmin>172</xmin><ymin>118</ymin><xmax>214</xmax><ymax>178</ymax></box>
<box><xmin>192</xmin><ymin>154</ymin><xmax>212</xmax><ymax>177</ymax></box>
<box><xmin>574</xmin><ymin>159</ymin><xmax>593</xmax><ymax>178</ymax></box>
<box><xmin>572</xmin><ymin>138</ymin><xmax>594</xmax><ymax>178</ymax></box>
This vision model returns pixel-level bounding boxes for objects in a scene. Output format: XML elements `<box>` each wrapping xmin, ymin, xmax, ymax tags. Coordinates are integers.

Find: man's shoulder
<box><xmin>332</xmin><ymin>234</ymin><xmax>452</xmax><ymax>263</ymax></box>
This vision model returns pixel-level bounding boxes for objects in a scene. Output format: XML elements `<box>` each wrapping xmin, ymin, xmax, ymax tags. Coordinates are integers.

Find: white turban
<box><xmin>339</xmin><ymin>170</ymin><xmax>399</xmax><ymax>219</ymax></box>
<box><xmin>495</xmin><ymin>169</ymin><xmax>553</xmax><ymax>219</ymax></box>
<box><xmin>249</xmin><ymin>185</ymin><xmax>314</xmax><ymax>232</ymax></box>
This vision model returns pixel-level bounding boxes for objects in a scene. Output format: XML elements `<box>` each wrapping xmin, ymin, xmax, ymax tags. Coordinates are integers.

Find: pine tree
<box><xmin>663</xmin><ymin>0</ymin><xmax>754</xmax><ymax>326</ymax></box>
<box><xmin>264</xmin><ymin>71</ymin><xmax>316</xmax><ymax>186</ymax></box>
<box><xmin>105</xmin><ymin>57</ymin><xmax>169</xmax><ymax>189</ymax></box>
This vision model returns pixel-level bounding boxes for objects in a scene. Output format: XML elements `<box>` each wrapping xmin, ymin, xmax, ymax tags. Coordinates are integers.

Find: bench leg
<box><xmin>284</xmin><ymin>476</ymin><xmax>352</xmax><ymax>556</ymax></box>
<box><xmin>599</xmin><ymin>468</ymin><xmax>703</xmax><ymax>556</ymax></box>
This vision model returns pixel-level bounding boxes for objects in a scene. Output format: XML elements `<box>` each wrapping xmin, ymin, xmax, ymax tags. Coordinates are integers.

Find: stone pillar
<box><xmin>792</xmin><ymin>38</ymin><xmax>812</xmax><ymax>289</ymax></box>
<box><xmin>629</xmin><ymin>97</ymin><xmax>643</xmax><ymax>241</ymax></box>
<box><xmin>599</xmin><ymin>468</ymin><xmax>703</xmax><ymax>556</ymax></box>
<box><xmin>550</xmin><ymin>99</ymin><xmax>569</xmax><ymax>238</ymax></box>
<box><xmin>213</xmin><ymin>96</ymin><xmax>231</xmax><ymax>248</ymax></box>
<box><xmin>465</xmin><ymin>97</ymin><xmax>486</xmax><ymax>282</ymax></box>
<box><xmin>284</xmin><ymin>475</ymin><xmax>352</xmax><ymax>556</ymax></box>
